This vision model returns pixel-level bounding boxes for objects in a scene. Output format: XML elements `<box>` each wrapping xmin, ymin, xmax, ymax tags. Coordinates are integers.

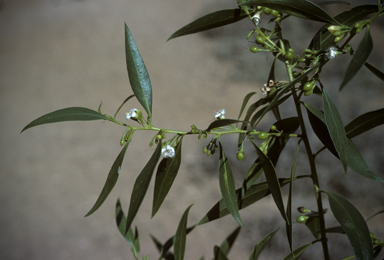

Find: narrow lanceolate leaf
<box><xmin>125</xmin><ymin>141</ymin><xmax>162</xmax><ymax>234</ymax></box>
<box><xmin>219</xmin><ymin>227</ymin><xmax>241</xmax><ymax>256</ymax></box>
<box><xmin>255</xmin><ymin>144</ymin><xmax>288</xmax><ymax>223</ymax></box>
<box><xmin>206</xmin><ymin>119</ymin><xmax>247</xmax><ymax>131</ymax></box>
<box><xmin>345</xmin><ymin>108</ymin><xmax>384</xmax><ymax>139</ymax></box>
<box><xmin>240</xmin><ymin>0</ymin><xmax>341</xmax><ymax>25</ymax></box>
<box><xmin>237</xmin><ymin>92</ymin><xmax>257</xmax><ymax>123</ymax></box>
<box><xmin>219</xmin><ymin>142</ymin><xmax>243</xmax><ymax>227</ymax></box>
<box><xmin>283</xmin><ymin>241</ymin><xmax>315</xmax><ymax>260</ymax></box>
<box><xmin>85</xmin><ymin>141</ymin><xmax>130</xmax><ymax>217</ymax></box>
<box><xmin>21</xmin><ymin>107</ymin><xmax>108</xmax><ymax>132</ymax></box>
<box><xmin>152</xmin><ymin>138</ymin><xmax>183</xmax><ymax>217</ymax></box>
<box><xmin>249</xmin><ymin>228</ymin><xmax>279</xmax><ymax>260</ymax></box>
<box><xmin>125</xmin><ymin>23</ymin><xmax>152</xmax><ymax>117</ymax></box>
<box><xmin>115</xmin><ymin>199</ymin><xmax>140</xmax><ymax>258</ymax></box>
<box><xmin>214</xmin><ymin>246</ymin><xmax>229</xmax><ymax>260</ymax></box>
<box><xmin>167</xmin><ymin>9</ymin><xmax>247</xmax><ymax>41</ymax></box>
<box><xmin>340</xmin><ymin>26</ymin><xmax>374</xmax><ymax>91</ymax></box>
<box><xmin>322</xmin><ymin>190</ymin><xmax>374</xmax><ymax>260</ymax></box>
<box><xmin>174</xmin><ymin>204</ymin><xmax>193</xmax><ymax>260</ymax></box>
<box><xmin>322</xmin><ymin>89</ymin><xmax>348</xmax><ymax>173</ymax></box>
<box><xmin>160</xmin><ymin>226</ymin><xmax>196</xmax><ymax>260</ymax></box>
<box><xmin>365</xmin><ymin>62</ymin><xmax>384</xmax><ymax>81</ymax></box>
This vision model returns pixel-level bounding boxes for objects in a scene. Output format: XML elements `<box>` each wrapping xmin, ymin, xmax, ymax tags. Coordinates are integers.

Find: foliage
<box><xmin>22</xmin><ymin>0</ymin><xmax>384</xmax><ymax>259</ymax></box>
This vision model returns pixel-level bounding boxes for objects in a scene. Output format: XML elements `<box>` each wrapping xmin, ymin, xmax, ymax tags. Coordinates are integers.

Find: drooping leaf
<box><xmin>219</xmin><ymin>142</ymin><xmax>243</xmax><ymax>226</ymax></box>
<box><xmin>323</xmin><ymin>88</ymin><xmax>349</xmax><ymax>173</ymax></box>
<box><xmin>174</xmin><ymin>204</ymin><xmax>193</xmax><ymax>260</ymax></box>
<box><xmin>167</xmin><ymin>9</ymin><xmax>248</xmax><ymax>41</ymax></box>
<box><xmin>322</xmin><ymin>190</ymin><xmax>374</xmax><ymax>260</ymax></box>
<box><xmin>207</xmin><ymin>119</ymin><xmax>248</xmax><ymax>131</ymax></box>
<box><xmin>240</xmin><ymin>0</ymin><xmax>341</xmax><ymax>24</ymax></box>
<box><xmin>345</xmin><ymin>108</ymin><xmax>384</xmax><ymax>138</ymax></box>
<box><xmin>219</xmin><ymin>227</ymin><xmax>241</xmax><ymax>256</ymax></box>
<box><xmin>21</xmin><ymin>107</ymin><xmax>108</xmax><ymax>132</ymax></box>
<box><xmin>85</xmin><ymin>141</ymin><xmax>130</xmax><ymax>217</ymax></box>
<box><xmin>125</xmin><ymin>140</ymin><xmax>162</xmax><ymax>234</ymax></box>
<box><xmin>125</xmin><ymin>23</ymin><xmax>152</xmax><ymax>117</ymax></box>
<box><xmin>340</xmin><ymin>26</ymin><xmax>374</xmax><ymax>91</ymax></box>
<box><xmin>115</xmin><ymin>199</ymin><xmax>140</xmax><ymax>259</ymax></box>
<box><xmin>152</xmin><ymin>138</ymin><xmax>183</xmax><ymax>217</ymax></box>
<box><xmin>283</xmin><ymin>241</ymin><xmax>315</xmax><ymax>260</ymax></box>
<box><xmin>249</xmin><ymin>228</ymin><xmax>279</xmax><ymax>260</ymax></box>
<box><xmin>365</xmin><ymin>62</ymin><xmax>384</xmax><ymax>81</ymax></box>
<box><xmin>213</xmin><ymin>246</ymin><xmax>229</xmax><ymax>260</ymax></box>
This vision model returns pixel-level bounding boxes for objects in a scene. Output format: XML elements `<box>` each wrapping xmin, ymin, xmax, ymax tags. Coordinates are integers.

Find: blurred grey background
<box><xmin>1</xmin><ymin>0</ymin><xmax>383</xmax><ymax>259</ymax></box>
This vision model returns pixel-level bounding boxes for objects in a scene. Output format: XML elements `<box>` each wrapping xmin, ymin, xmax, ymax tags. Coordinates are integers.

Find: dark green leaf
<box><xmin>219</xmin><ymin>142</ymin><xmax>243</xmax><ymax>227</ymax></box>
<box><xmin>325</xmin><ymin>226</ymin><xmax>346</xmax><ymax>234</ymax></box>
<box><xmin>21</xmin><ymin>107</ymin><xmax>108</xmax><ymax>132</ymax></box>
<box><xmin>237</xmin><ymin>92</ymin><xmax>257</xmax><ymax>123</ymax></box>
<box><xmin>174</xmin><ymin>205</ymin><xmax>193</xmax><ymax>260</ymax></box>
<box><xmin>250</xmin><ymin>94</ymin><xmax>291</xmax><ymax>127</ymax></box>
<box><xmin>340</xmin><ymin>26</ymin><xmax>374</xmax><ymax>91</ymax></box>
<box><xmin>115</xmin><ymin>199</ymin><xmax>140</xmax><ymax>258</ymax></box>
<box><xmin>219</xmin><ymin>227</ymin><xmax>241</xmax><ymax>256</ymax></box>
<box><xmin>152</xmin><ymin>139</ymin><xmax>183</xmax><ymax>217</ymax></box>
<box><xmin>268</xmin><ymin>57</ymin><xmax>281</xmax><ymax>121</ymax></box>
<box><xmin>125</xmin><ymin>140</ymin><xmax>162</xmax><ymax>234</ymax></box>
<box><xmin>322</xmin><ymin>190</ymin><xmax>374</xmax><ymax>260</ymax></box>
<box><xmin>365</xmin><ymin>62</ymin><xmax>384</xmax><ymax>81</ymax></box>
<box><xmin>167</xmin><ymin>9</ymin><xmax>247</xmax><ymax>41</ymax></box>
<box><xmin>114</xmin><ymin>94</ymin><xmax>136</xmax><ymax>119</ymax></box>
<box><xmin>249</xmin><ymin>228</ymin><xmax>279</xmax><ymax>260</ymax></box>
<box><xmin>125</xmin><ymin>23</ymin><xmax>152</xmax><ymax>117</ymax></box>
<box><xmin>85</xmin><ymin>141</ymin><xmax>130</xmax><ymax>217</ymax></box>
<box><xmin>240</xmin><ymin>0</ymin><xmax>341</xmax><ymax>24</ymax></box>
<box><xmin>366</xmin><ymin>209</ymin><xmax>384</xmax><ymax>222</ymax></box>
<box><xmin>305</xmin><ymin>216</ymin><xmax>322</xmax><ymax>238</ymax></box>
<box><xmin>345</xmin><ymin>108</ymin><xmax>384</xmax><ymax>139</ymax></box>
<box><xmin>207</xmin><ymin>119</ymin><xmax>248</xmax><ymax>131</ymax></box>
<box><xmin>150</xmin><ymin>234</ymin><xmax>175</xmax><ymax>260</ymax></box>
<box><xmin>255</xmin><ymin>143</ymin><xmax>288</xmax><ymax>223</ymax></box>
<box><xmin>317</xmin><ymin>1</ymin><xmax>350</xmax><ymax>5</ymax></box>
<box><xmin>283</xmin><ymin>241</ymin><xmax>314</xmax><ymax>260</ymax></box>
<box><xmin>159</xmin><ymin>226</ymin><xmax>195</xmax><ymax>260</ymax></box>
<box><xmin>323</xmin><ymin>88</ymin><xmax>348</xmax><ymax>173</ymax></box>
<box><xmin>213</xmin><ymin>246</ymin><xmax>229</xmax><ymax>260</ymax></box>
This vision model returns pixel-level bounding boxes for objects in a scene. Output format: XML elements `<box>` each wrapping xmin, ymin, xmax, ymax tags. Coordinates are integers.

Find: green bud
<box><xmin>250</xmin><ymin>46</ymin><xmax>259</xmax><ymax>53</ymax></box>
<box><xmin>257</xmin><ymin>132</ymin><xmax>269</xmax><ymax>140</ymax></box>
<box><xmin>271</xmin><ymin>10</ymin><xmax>280</xmax><ymax>17</ymax></box>
<box><xmin>255</xmin><ymin>35</ymin><xmax>265</xmax><ymax>44</ymax></box>
<box><xmin>236</xmin><ymin>151</ymin><xmax>245</xmax><ymax>161</ymax></box>
<box><xmin>270</xmin><ymin>125</ymin><xmax>277</xmax><ymax>131</ymax></box>
<box><xmin>296</xmin><ymin>215</ymin><xmax>309</xmax><ymax>224</ymax></box>
<box><xmin>263</xmin><ymin>7</ymin><xmax>271</xmax><ymax>15</ymax></box>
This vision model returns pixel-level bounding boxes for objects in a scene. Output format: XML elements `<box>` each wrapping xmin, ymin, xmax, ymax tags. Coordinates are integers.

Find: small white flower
<box><xmin>325</xmin><ymin>47</ymin><xmax>337</xmax><ymax>60</ymax></box>
<box><xmin>126</xmin><ymin>108</ymin><xmax>138</xmax><ymax>120</ymax></box>
<box><xmin>261</xmin><ymin>84</ymin><xmax>271</xmax><ymax>95</ymax></box>
<box><xmin>161</xmin><ymin>145</ymin><xmax>175</xmax><ymax>158</ymax></box>
<box><xmin>252</xmin><ymin>12</ymin><xmax>261</xmax><ymax>26</ymax></box>
<box><xmin>214</xmin><ymin>109</ymin><xmax>226</xmax><ymax>120</ymax></box>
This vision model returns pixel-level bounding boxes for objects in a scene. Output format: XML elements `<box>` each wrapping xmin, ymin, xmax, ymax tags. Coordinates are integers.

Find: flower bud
<box><xmin>327</xmin><ymin>25</ymin><xmax>341</xmax><ymax>33</ymax></box>
<box><xmin>296</xmin><ymin>215</ymin><xmax>309</xmax><ymax>224</ymax></box>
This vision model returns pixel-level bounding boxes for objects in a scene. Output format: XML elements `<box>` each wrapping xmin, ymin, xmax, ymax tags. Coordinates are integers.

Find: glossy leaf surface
<box><xmin>152</xmin><ymin>139</ymin><xmax>183</xmax><ymax>217</ymax></box>
<box><xmin>85</xmin><ymin>141</ymin><xmax>130</xmax><ymax>217</ymax></box>
<box><xmin>125</xmin><ymin>141</ymin><xmax>162</xmax><ymax>233</ymax></box>
<box><xmin>125</xmin><ymin>23</ymin><xmax>152</xmax><ymax>117</ymax></box>
<box><xmin>340</xmin><ymin>26</ymin><xmax>373</xmax><ymax>91</ymax></box>
<box><xmin>174</xmin><ymin>205</ymin><xmax>193</xmax><ymax>260</ymax></box>
<box><xmin>21</xmin><ymin>107</ymin><xmax>108</xmax><ymax>132</ymax></box>
<box><xmin>249</xmin><ymin>228</ymin><xmax>279</xmax><ymax>260</ymax></box>
<box><xmin>365</xmin><ymin>62</ymin><xmax>384</xmax><ymax>81</ymax></box>
<box><xmin>345</xmin><ymin>108</ymin><xmax>384</xmax><ymax>139</ymax></box>
<box><xmin>283</xmin><ymin>241</ymin><xmax>314</xmax><ymax>260</ymax></box>
<box><xmin>168</xmin><ymin>9</ymin><xmax>247</xmax><ymax>41</ymax></box>
<box><xmin>323</xmin><ymin>190</ymin><xmax>374</xmax><ymax>260</ymax></box>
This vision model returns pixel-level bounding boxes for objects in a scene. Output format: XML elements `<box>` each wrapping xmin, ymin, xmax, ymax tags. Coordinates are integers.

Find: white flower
<box><xmin>325</xmin><ymin>47</ymin><xmax>337</xmax><ymax>60</ymax></box>
<box><xmin>161</xmin><ymin>145</ymin><xmax>175</xmax><ymax>158</ymax></box>
<box><xmin>252</xmin><ymin>12</ymin><xmax>261</xmax><ymax>26</ymax></box>
<box><xmin>261</xmin><ymin>84</ymin><xmax>271</xmax><ymax>95</ymax></box>
<box><xmin>214</xmin><ymin>109</ymin><xmax>226</xmax><ymax>120</ymax></box>
<box><xmin>126</xmin><ymin>108</ymin><xmax>138</xmax><ymax>120</ymax></box>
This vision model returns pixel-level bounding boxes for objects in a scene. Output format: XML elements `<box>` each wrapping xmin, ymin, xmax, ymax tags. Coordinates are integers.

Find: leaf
<box><xmin>249</xmin><ymin>228</ymin><xmax>279</xmax><ymax>260</ymax></box>
<box><xmin>115</xmin><ymin>199</ymin><xmax>140</xmax><ymax>259</ymax></box>
<box><xmin>317</xmin><ymin>1</ymin><xmax>350</xmax><ymax>5</ymax></box>
<box><xmin>325</xmin><ymin>226</ymin><xmax>346</xmax><ymax>234</ymax></box>
<box><xmin>174</xmin><ymin>205</ymin><xmax>193</xmax><ymax>260</ymax></box>
<box><xmin>345</xmin><ymin>108</ymin><xmax>384</xmax><ymax>139</ymax></box>
<box><xmin>322</xmin><ymin>190</ymin><xmax>374</xmax><ymax>260</ymax></box>
<box><xmin>125</xmin><ymin>23</ymin><xmax>152</xmax><ymax>117</ymax></box>
<box><xmin>366</xmin><ymin>209</ymin><xmax>384</xmax><ymax>222</ymax></box>
<box><xmin>167</xmin><ymin>9</ymin><xmax>248</xmax><ymax>41</ymax></box>
<box><xmin>365</xmin><ymin>62</ymin><xmax>384</xmax><ymax>81</ymax></box>
<box><xmin>237</xmin><ymin>92</ymin><xmax>257</xmax><ymax>123</ymax></box>
<box><xmin>219</xmin><ymin>142</ymin><xmax>243</xmax><ymax>227</ymax></box>
<box><xmin>250</xmin><ymin>94</ymin><xmax>291</xmax><ymax>127</ymax></box>
<box><xmin>340</xmin><ymin>26</ymin><xmax>374</xmax><ymax>91</ymax></box>
<box><xmin>206</xmin><ymin>119</ymin><xmax>248</xmax><ymax>131</ymax></box>
<box><xmin>255</xmin><ymin>143</ymin><xmax>288</xmax><ymax>223</ymax></box>
<box><xmin>219</xmin><ymin>227</ymin><xmax>241</xmax><ymax>256</ymax></box>
<box><xmin>323</xmin><ymin>88</ymin><xmax>349</xmax><ymax>173</ymax></box>
<box><xmin>150</xmin><ymin>235</ymin><xmax>175</xmax><ymax>260</ymax></box>
<box><xmin>21</xmin><ymin>107</ymin><xmax>108</xmax><ymax>132</ymax></box>
<box><xmin>240</xmin><ymin>0</ymin><xmax>341</xmax><ymax>25</ymax></box>
<box><xmin>125</xmin><ymin>140</ymin><xmax>162</xmax><ymax>234</ymax></box>
<box><xmin>85</xmin><ymin>141</ymin><xmax>130</xmax><ymax>217</ymax></box>
<box><xmin>305</xmin><ymin>216</ymin><xmax>322</xmax><ymax>239</ymax></box>
<box><xmin>159</xmin><ymin>226</ymin><xmax>196</xmax><ymax>260</ymax></box>
<box><xmin>213</xmin><ymin>246</ymin><xmax>229</xmax><ymax>260</ymax></box>
<box><xmin>283</xmin><ymin>241</ymin><xmax>314</xmax><ymax>260</ymax></box>
<box><xmin>152</xmin><ymin>138</ymin><xmax>183</xmax><ymax>217</ymax></box>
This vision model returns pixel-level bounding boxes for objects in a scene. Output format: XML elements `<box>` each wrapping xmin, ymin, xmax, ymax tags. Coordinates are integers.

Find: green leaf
<box><xmin>237</xmin><ymin>92</ymin><xmax>257</xmax><ymax>123</ymax></box>
<box><xmin>85</xmin><ymin>141</ymin><xmax>130</xmax><ymax>217</ymax></box>
<box><xmin>159</xmin><ymin>226</ymin><xmax>196</xmax><ymax>260</ymax></box>
<box><xmin>125</xmin><ymin>23</ymin><xmax>152</xmax><ymax>117</ymax></box>
<box><xmin>365</xmin><ymin>62</ymin><xmax>384</xmax><ymax>81</ymax></box>
<box><xmin>206</xmin><ymin>119</ymin><xmax>248</xmax><ymax>131</ymax></box>
<box><xmin>340</xmin><ymin>26</ymin><xmax>374</xmax><ymax>91</ymax></box>
<box><xmin>366</xmin><ymin>209</ymin><xmax>384</xmax><ymax>222</ymax></box>
<box><xmin>249</xmin><ymin>228</ymin><xmax>279</xmax><ymax>260</ymax></box>
<box><xmin>174</xmin><ymin>205</ymin><xmax>193</xmax><ymax>260</ymax></box>
<box><xmin>152</xmin><ymin>138</ymin><xmax>183</xmax><ymax>217</ymax></box>
<box><xmin>125</xmin><ymin>140</ymin><xmax>162</xmax><ymax>234</ymax></box>
<box><xmin>150</xmin><ymin>234</ymin><xmax>175</xmax><ymax>260</ymax></box>
<box><xmin>115</xmin><ymin>199</ymin><xmax>140</xmax><ymax>259</ymax></box>
<box><xmin>21</xmin><ymin>107</ymin><xmax>108</xmax><ymax>132</ymax></box>
<box><xmin>322</xmin><ymin>190</ymin><xmax>374</xmax><ymax>260</ymax></box>
<box><xmin>219</xmin><ymin>142</ymin><xmax>243</xmax><ymax>227</ymax></box>
<box><xmin>219</xmin><ymin>227</ymin><xmax>241</xmax><ymax>256</ymax></box>
<box><xmin>240</xmin><ymin>0</ymin><xmax>341</xmax><ymax>24</ymax></box>
<box><xmin>305</xmin><ymin>216</ymin><xmax>322</xmax><ymax>239</ymax></box>
<box><xmin>325</xmin><ymin>226</ymin><xmax>346</xmax><ymax>234</ymax></box>
<box><xmin>167</xmin><ymin>9</ymin><xmax>247</xmax><ymax>41</ymax></box>
<box><xmin>317</xmin><ymin>1</ymin><xmax>350</xmax><ymax>5</ymax></box>
<box><xmin>345</xmin><ymin>108</ymin><xmax>384</xmax><ymax>139</ymax></box>
<box><xmin>213</xmin><ymin>246</ymin><xmax>229</xmax><ymax>260</ymax></box>
<box><xmin>250</xmin><ymin>94</ymin><xmax>291</xmax><ymax>127</ymax></box>
<box><xmin>283</xmin><ymin>241</ymin><xmax>314</xmax><ymax>260</ymax></box>
<box><xmin>255</xmin><ymin>143</ymin><xmax>288</xmax><ymax>223</ymax></box>
<box><xmin>323</xmin><ymin>88</ymin><xmax>349</xmax><ymax>173</ymax></box>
